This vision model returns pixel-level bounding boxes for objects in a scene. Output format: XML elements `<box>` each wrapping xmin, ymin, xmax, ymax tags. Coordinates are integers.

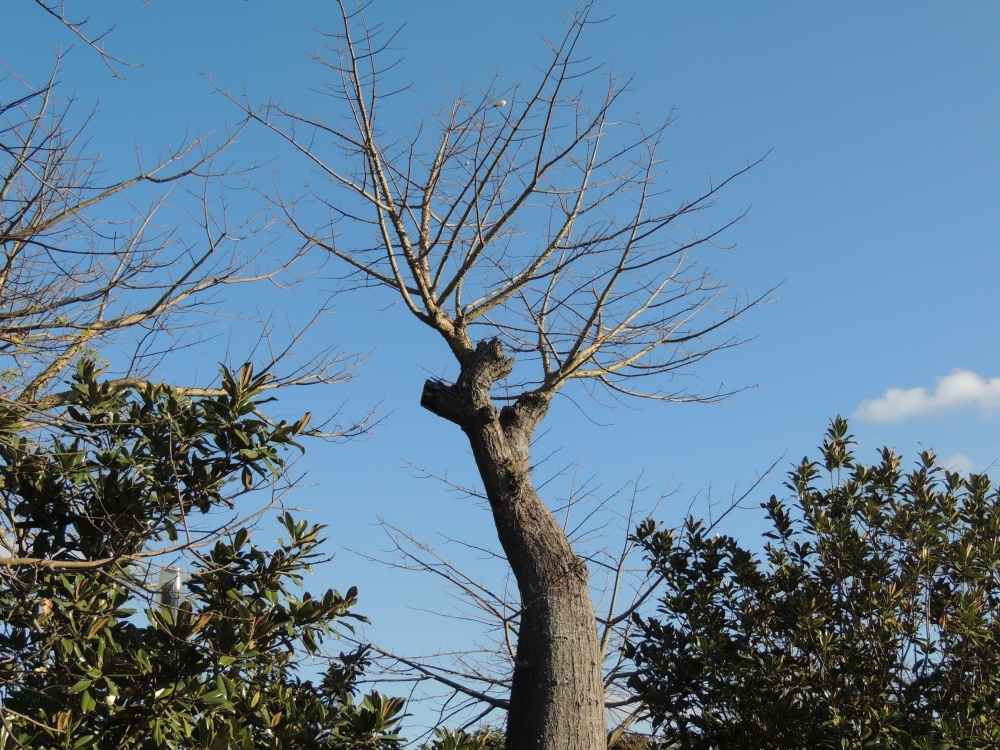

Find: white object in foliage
<box><xmin>494</xmin><ymin>99</ymin><xmax>507</xmax><ymax>108</ymax></box>
<box><xmin>158</xmin><ymin>567</ymin><xmax>184</xmax><ymax>610</ymax></box>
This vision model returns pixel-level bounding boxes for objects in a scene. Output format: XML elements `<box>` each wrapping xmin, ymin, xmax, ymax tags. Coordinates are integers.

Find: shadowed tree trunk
<box><xmin>422</xmin><ymin>339</ymin><xmax>605</xmax><ymax>749</ymax></box>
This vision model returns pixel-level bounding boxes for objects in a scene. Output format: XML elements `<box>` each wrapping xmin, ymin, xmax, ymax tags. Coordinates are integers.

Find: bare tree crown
<box><xmin>229</xmin><ymin>1</ymin><xmax>771</xmax><ymax>411</ymax></box>
<box><xmin>1</xmin><ymin>58</ymin><xmax>366</xmax><ymax>424</ymax></box>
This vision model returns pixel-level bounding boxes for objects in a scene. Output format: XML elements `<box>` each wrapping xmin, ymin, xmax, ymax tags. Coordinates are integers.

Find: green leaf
<box><xmin>66</xmin><ymin>679</ymin><xmax>93</xmax><ymax>695</ymax></box>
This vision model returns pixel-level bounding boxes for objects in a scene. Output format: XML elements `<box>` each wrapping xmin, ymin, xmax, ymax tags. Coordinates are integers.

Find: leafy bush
<box><xmin>0</xmin><ymin>362</ymin><xmax>403</xmax><ymax>749</ymax></box>
<box><xmin>627</xmin><ymin>417</ymin><xmax>1000</xmax><ymax>750</ymax></box>
<box><xmin>422</xmin><ymin>728</ymin><xmax>505</xmax><ymax>750</ymax></box>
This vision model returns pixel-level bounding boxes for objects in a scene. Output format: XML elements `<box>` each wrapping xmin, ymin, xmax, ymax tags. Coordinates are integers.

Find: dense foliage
<box><xmin>421</xmin><ymin>728</ymin><xmax>505</xmax><ymax>750</ymax></box>
<box><xmin>419</xmin><ymin>728</ymin><xmax>653</xmax><ymax>750</ymax></box>
<box><xmin>627</xmin><ymin>417</ymin><xmax>1000</xmax><ymax>750</ymax></box>
<box><xmin>0</xmin><ymin>362</ymin><xmax>403</xmax><ymax>749</ymax></box>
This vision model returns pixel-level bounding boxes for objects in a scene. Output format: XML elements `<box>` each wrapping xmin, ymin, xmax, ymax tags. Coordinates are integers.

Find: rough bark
<box><xmin>421</xmin><ymin>339</ymin><xmax>605</xmax><ymax>750</ymax></box>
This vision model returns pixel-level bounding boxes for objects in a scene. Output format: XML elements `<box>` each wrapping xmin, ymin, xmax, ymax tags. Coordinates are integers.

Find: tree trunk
<box><xmin>421</xmin><ymin>338</ymin><xmax>605</xmax><ymax>750</ymax></box>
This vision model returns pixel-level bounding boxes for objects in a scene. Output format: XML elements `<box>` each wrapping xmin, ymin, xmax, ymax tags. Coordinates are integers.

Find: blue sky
<box><xmin>7</xmin><ymin>0</ymin><xmax>1000</xmax><ymax>731</ymax></box>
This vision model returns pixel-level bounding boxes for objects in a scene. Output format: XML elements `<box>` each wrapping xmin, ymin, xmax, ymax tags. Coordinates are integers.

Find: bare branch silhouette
<box><xmin>29</xmin><ymin>0</ymin><xmax>147</xmax><ymax>80</ymax></box>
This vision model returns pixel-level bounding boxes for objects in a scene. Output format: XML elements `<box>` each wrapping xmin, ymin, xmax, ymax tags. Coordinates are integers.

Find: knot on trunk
<box><xmin>420</xmin><ymin>338</ymin><xmax>513</xmax><ymax>426</ymax></box>
<box><xmin>421</xmin><ymin>380</ymin><xmax>503</xmax><ymax>426</ymax></box>
<box><xmin>456</xmin><ymin>337</ymin><xmax>514</xmax><ymax>390</ymax></box>
<box><xmin>500</xmin><ymin>391</ymin><xmax>550</xmax><ymax>430</ymax></box>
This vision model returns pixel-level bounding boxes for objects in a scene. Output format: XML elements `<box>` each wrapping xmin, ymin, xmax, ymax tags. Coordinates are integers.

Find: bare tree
<box><xmin>228</xmin><ymin>2</ymin><xmax>773</xmax><ymax>748</ymax></box>
<box><xmin>0</xmin><ymin>56</ymin><xmax>363</xmax><ymax>421</ymax></box>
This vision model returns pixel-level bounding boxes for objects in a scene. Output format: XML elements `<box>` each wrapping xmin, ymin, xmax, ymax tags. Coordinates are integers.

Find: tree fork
<box><xmin>421</xmin><ymin>338</ymin><xmax>605</xmax><ymax>750</ymax></box>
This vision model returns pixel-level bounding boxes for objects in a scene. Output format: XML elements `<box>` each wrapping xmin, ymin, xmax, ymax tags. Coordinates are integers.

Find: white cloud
<box><xmin>854</xmin><ymin>369</ymin><xmax>1000</xmax><ymax>423</ymax></box>
<box><xmin>941</xmin><ymin>453</ymin><xmax>978</xmax><ymax>474</ymax></box>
